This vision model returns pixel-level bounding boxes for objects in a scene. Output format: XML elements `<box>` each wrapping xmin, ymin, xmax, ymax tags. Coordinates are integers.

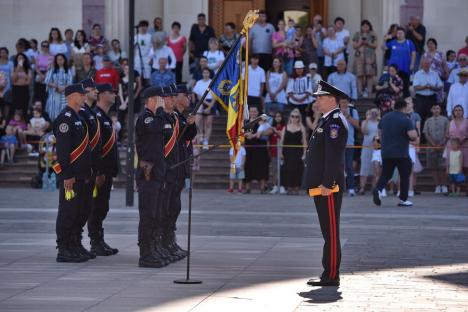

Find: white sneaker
<box><xmin>348</xmin><ymin>189</ymin><xmax>356</xmax><ymax>197</ymax></box>
<box><xmin>398</xmin><ymin>200</ymin><xmax>413</xmax><ymax>207</ymax></box>
<box><xmin>269</xmin><ymin>186</ymin><xmax>278</xmax><ymax>194</ymax></box>
<box><xmin>408</xmin><ymin>190</ymin><xmax>414</xmax><ymax>197</ymax></box>
<box><xmin>279</xmin><ymin>186</ymin><xmax>287</xmax><ymax>194</ymax></box>
<box><xmin>381</xmin><ymin>189</ymin><xmax>387</xmax><ymax>197</ymax></box>
<box><xmin>434</xmin><ymin>186</ymin><xmax>441</xmax><ymax>194</ymax></box>
<box><xmin>202</xmin><ymin>139</ymin><xmax>209</xmax><ymax>150</ymax></box>
<box><xmin>441</xmin><ymin>185</ymin><xmax>448</xmax><ymax>194</ymax></box>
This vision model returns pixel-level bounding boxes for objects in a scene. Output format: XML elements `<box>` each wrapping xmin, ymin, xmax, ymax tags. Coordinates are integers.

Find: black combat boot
<box><xmin>56</xmin><ymin>239</ymin><xmax>87</xmax><ymax>263</ymax></box>
<box><xmin>90</xmin><ymin>231</ymin><xmax>113</xmax><ymax>256</ymax></box>
<box><xmin>99</xmin><ymin>229</ymin><xmax>119</xmax><ymax>255</ymax></box>
<box><xmin>170</xmin><ymin>231</ymin><xmax>188</xmax><ymax>259</ymax></box>
<box><xmin>74</xmin><ymin>235</ymin><xmax>96</xmax><ymax>259</ymax></box>
<box><xmin>154</xmin><ymin>235</ymin><xmax>177</xmax><ymax>263</ymax></box>
<box><xmin>162</xmin><ymin>231</ymin><xmax>183</xmax><ymax>261</ymax></box>
<box><xmin>139</xmin><ymin>242</ymin><xmax>165</xmax><ymax>268</ymax></box>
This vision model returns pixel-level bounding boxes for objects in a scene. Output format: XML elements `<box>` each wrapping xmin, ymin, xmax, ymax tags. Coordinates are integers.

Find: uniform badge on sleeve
<box><xmin>59</xmin><ymin>123</ymin><xmax>69</xmax><ymax>133</ymax></box>
<box><xmin>329</xmin><ymin>124</ymin><xmax>340</xmax><ymax>139</ymax></box>
<box><xmin>144</xmin><ymin>117</ymin><xmax>153</xmax><ymax>124</ymax></box>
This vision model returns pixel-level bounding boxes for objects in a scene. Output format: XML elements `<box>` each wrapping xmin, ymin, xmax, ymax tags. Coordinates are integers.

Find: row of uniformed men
<box><xmin>53</xmin><ymin>80</ymin><xmax>196</xmax><ymax>268</ymax></box>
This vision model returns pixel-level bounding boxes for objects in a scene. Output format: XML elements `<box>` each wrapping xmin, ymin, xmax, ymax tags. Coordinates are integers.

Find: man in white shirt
<box><xmin>134</xmin><ymin>20</ymin><xmax>152</xmax><ymax>83</ymax></box>
<box><xmin>244</xmin><ymin>55</ymin><xmax>266</xmax><ymax>112</ymax></box>
<box><xmin>148</xmin><ymin>34</ymin><xmax>176</xmax><ymax>71</ymax></box>
<box><xmin>334</xmin><ymin>17</ymin><xmax>350</xmax><ymax>63</ymax></box>
<box><xmin>447</xmin><ymin>68</ymin><xmax>468</xmax><ymax>118</ymax></box>
<box><xmin>413</xmin><ymin>57</ymin><xmax>443</xmax><ymax>126</ymax></box>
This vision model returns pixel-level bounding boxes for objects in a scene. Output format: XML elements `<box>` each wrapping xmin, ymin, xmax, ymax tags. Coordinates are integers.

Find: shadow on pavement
<box><xmin>298</xmin><ymin>287</ymin><xmax>343</xmax><ymax>303</ymax></box>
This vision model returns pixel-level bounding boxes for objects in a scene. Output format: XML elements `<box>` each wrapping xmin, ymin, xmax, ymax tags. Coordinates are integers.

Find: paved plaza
<box><xmin>0</xmin><ymin>188</ymin><xmax>467</xmax><ymax>311</ymax></box>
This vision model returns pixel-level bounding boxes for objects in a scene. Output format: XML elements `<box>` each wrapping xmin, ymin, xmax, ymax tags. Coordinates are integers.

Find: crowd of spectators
<box><xmin>0</xmin><ymin>11</ymin><xmax>467</xmax><ymax>197</ymax></box>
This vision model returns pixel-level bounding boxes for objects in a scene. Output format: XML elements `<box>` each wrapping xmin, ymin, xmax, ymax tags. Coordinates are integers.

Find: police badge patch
<box><xmin>59</xmin><ymin>123</ymin><xmax>69</xmax><ymax>133</ymax></box>
<box><xmin>329</xmin><ymin>124</ymin><xmax>340</xmax><ymax>139</ymax></box>
<box><xmin>144</xmin><ymin>117</ymin><xmax>153</xmax><ymax>124</ymax></box>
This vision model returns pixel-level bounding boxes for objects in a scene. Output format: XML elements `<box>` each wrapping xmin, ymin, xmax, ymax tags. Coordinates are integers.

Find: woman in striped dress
<box><xmin>45</xmin><ymin>53</ymin><xmax>73</xmax><ymax>121</ymax></box>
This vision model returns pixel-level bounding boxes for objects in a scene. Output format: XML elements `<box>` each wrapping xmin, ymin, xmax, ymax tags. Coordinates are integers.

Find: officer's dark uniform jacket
<box><xmin>135</xmin><ymin>108</ymin><xmax>166</xmax><ymax>183</ymax></box>
<box><xmin>304</xmin><ymin>108</ymin><xmax>348</xmax><ymax>190</ymax></box>
<box><xmin>79</xmin><ymin>103</ymin><xmax>101</xmax><ymax>173</ymax></box>
<box><xmin>174</xmin><ymin>108</ymin><xmax>197</xmax><ymax>181</ymax></box>
<box><xmin>53</xmin><ymin>106</ymin><xmax>92</xmax><ymax>180</ymax></box>
<box><xmin>158</xmin><ymin>107</ymin><xmax>180</xmax><ymax>183</ymax></box>
<box><xmin>94</xmin><ymin>106</ymin><xmax>119</xmax><ymax>177</ymax></box>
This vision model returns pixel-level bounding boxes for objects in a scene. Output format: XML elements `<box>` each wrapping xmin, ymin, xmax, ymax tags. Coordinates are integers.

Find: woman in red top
<box><xmin>167</xmin><ymin>22</ymin><xmax>187</xmax><ymax>84</ymax></box>
<box><xmin>269</xmin><ymin>112</ymin><xmax>286</xmax><ymax>194</ymax></box>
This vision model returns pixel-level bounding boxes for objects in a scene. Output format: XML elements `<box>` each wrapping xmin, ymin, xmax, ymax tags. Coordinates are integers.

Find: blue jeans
<box><xmin>345</xmin><ymin>148</ymin><xmax>355</xmax><ymax>190</ymax></box>
<box><xmin>265</xmin><ymin>101</ymin><xmax>284</xmax><ymax>114</ymax></box>
<box><xmin>284</xmin><ymin>58</ymin><xmax>294</xmax><ymax>76</ymax></box>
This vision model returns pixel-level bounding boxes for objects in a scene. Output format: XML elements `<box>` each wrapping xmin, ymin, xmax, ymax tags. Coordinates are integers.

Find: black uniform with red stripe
<box><xmin>53</xmin><ymin>106</ymin><xmax>92</xmax><ymax>245</ymax></box>
<box><xmin>304</xmin><ymin>108</ymin><xmax>347</xmax><ymax>280</ymax></box>
<box><xmin>158</xmin><ymin>108</ymin><xmax>181</xmax><ymax>237</ymax></box>
<box><xmin>77</xmin><ymin>104</ymin><xmax>101</xmax><ymax>237</ymax></box>
<box><xmin>87</xmin><ymin>106</ymin><xmax>119</xmax><ymax>238</ymax></box>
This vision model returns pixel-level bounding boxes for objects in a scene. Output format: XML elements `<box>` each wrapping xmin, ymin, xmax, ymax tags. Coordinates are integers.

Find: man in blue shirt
<box><xmin>327</xmin><ymin>60</ymin><xmax>358</xmax><ymax>101</ymax></box>
<box><xmin>339</xmin><ymin>97</ymin><xmax>359</xmax><ymax>196</ymax></box>
<box><xmin>373</xmin><ymin>99</ymin><xmax>419</xmax><ymax>207</ymax></box>
<box><xmin>385</xmin><ymin>27</ymin><xmax>416</xmax><ymax>97</ymax></box>
<box><xmin>150</xmin><ymin>57</ymin><xmax>175</xmax><ymax>88</ymax></box>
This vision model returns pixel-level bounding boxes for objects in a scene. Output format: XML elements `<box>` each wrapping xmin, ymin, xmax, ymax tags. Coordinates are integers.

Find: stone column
<box><xmin>382</xmin><ymin>0</ymin><xmax>400</xmax><ymax>31</ymax></box>
<box><xmin>104</xmin><ymin>0</ymin><xmax>128</xmax><ymax>51</ymax></box>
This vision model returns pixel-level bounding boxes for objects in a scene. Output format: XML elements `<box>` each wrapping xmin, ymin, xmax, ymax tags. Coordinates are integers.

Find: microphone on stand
<box><xmin>243</xmin><ymin>114</ymin><xmax>268</xmax><ymax>130</ymax></box>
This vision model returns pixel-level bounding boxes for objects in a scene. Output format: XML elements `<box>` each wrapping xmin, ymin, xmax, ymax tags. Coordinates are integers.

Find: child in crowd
<box><xmin>228</xmin><ymin>144</ymin><xmax>246</xmax><ymax>193</ymax></box>
<box><xmin>25</xmin><ymin>107</ymin><xmax>48</xmax><ymax>148</ymax></box>
<box><xmin>110</xmin><ymin>111</ymin><xmax>121</xmax><ymax>141</ymax></box>
<box><xmin>447</xmin><ymin>138</ymin><xmax>465</xmax><ymax>196</ymax></box>
<box><xmin>202</xmin><ymin>38</ymin><xmax>225</xmax><ymax>73</ymax></box>
<box><xmin>8</xmin><ymin>111</ymin><xmax>27</xmax><ymax>147</ymax></box>
<box><xmin>93</xmin><ymin>44</ymin><xmax>106</xmax><ymax>71</ymax></box>
<box><xmin>446</xmin><ymin>50</ymin><xmax>458</xmax><ymax>73</ymax></box>
<box><xmin>0</xmin><ymin>125</ymin><xmax>17</xmax><ymax>163</ymax></box>
<box><xmin>423</xmin><ymin>104</ymin><xmax>449</xmax><ymax>194</ymax></box>
<box><xmin>286</xmin><ymin>19</ymin><xmax>296</xmax><ymax>42</ymax></box>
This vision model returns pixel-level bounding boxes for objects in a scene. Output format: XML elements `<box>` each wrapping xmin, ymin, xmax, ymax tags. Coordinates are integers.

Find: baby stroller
<box><xmin>30</xmin><ymin>133</ymin><xmax>57</xmax><ymax>189</ymax></box>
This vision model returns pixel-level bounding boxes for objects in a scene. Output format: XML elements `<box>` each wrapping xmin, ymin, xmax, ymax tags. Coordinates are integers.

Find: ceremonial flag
<box><xmin>210</xmin><ymin>39</ymin><xmax>244</xmax><ymax>154</ymax></box>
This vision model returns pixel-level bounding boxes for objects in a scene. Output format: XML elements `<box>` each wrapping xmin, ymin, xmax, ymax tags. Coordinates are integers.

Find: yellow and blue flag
<box><xmin>210</xmin><ymin>40</ymin><xmax>244</xmax><ymax>154</ymax></box>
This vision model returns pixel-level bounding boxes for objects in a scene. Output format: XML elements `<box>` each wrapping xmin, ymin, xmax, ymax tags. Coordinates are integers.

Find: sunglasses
<box><xmin>291</xmin><ymin>115</ymin><xmax>300</xmax><ymax>118</ymax></box>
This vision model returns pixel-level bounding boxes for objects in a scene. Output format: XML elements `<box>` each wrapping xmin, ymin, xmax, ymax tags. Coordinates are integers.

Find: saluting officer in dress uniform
<box><xmin>135</xmin><ymin>87</ymin><xmax>167</xmax><ymax>268</ymax></box>
<box><xmin>53</xmin><ymin>83</ymin><xmax>92</xmax><ymax>263</ymax></box>
<box><xmin>75</xmin><ymin>78</ymin><xmax>100</xmax><ymax>260</ymax></box>
<box><xmin>304</xmin><ymin>80</ymin><xmax>349</xmax><ymax>286</ymax></box>
<box><xmin>87</xmin><ymin>83</ymin><xmax>119</xmax><ymax>256</ymax></box>
<box><xmin>154</xmin><ymin>86</ymin><xmax>183</xmax><ymax>263</ymax></box>
<box><xmin>164</xmin><ymin>83</ymin><xmax>198</xmax><ymax>259</ymax></box>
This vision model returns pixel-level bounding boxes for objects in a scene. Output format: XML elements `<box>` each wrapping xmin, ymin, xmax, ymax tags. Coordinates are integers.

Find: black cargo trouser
<box><xmin>56</xmin><ymin>179</ymin><xmax>87</xmax><ymax>244</ymax></box>
<box><xmin>137</xmin><ymin>180</ymin><xmax>164</xmax><ymax>243</ymax></box>
<box><xmin>88</xmin><ymin>175</ymin><xmax>113</xmax><ymax>237</ymax></box>
<box><xmin>74</xmin><ymin>178</ymin><xmax>93</xmax><ymax>237</ymax></box>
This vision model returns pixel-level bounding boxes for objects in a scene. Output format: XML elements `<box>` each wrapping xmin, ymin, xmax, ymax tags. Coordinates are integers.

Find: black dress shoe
<box><xmin>307</xmin><ymin>277</ymin><xmax>340</xmax><ymax>286</ymax></box>
<box><xmin>372</xmin><ymin>188</ymin><xmax>381</xmax><ymax>206</ymax></box>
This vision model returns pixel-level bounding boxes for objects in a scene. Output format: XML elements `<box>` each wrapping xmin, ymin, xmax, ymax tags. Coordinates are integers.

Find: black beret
<box><xmin>96</xmin><ymin>83</ymin><xmax>114</xmax><ymax>93</ymax></box>
<box><xmin>80</xmin><ymin>78</ymin><xmax>95</xmax><ymax>89</ymax></box>
<box><xmin>64</xmin><ymin>83</ymin><xmax>86</xmax><ymax>97</ymax></box>
<box><xmin>141</xmin><ymin>86</ymin><xmax>163</xmax><ymax>99</ymax></box>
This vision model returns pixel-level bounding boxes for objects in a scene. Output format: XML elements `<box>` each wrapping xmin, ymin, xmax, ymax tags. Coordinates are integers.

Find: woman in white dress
<box><xmin>359</xmin><ymin>108</ymin><xmax>380</xmax><ymax>194</ymax></box>
<box><xmin>265</xmin><ymin>57</ymin><xmax>288</xmax><ymax>114</ymax></box>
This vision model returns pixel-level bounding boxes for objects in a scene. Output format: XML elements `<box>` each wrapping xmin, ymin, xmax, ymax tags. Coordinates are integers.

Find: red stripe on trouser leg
<box><xmin>327</xmin><ymin>195</ymin><xmax>335</xmax><ymax>279</ymax></box>
<box><xmin>330</xmin><ymin>194</ymin><xmax>337</xmax><ymax>279</ymax></box>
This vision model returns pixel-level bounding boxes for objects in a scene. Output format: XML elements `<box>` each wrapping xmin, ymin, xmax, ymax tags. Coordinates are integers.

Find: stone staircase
<box><xmin>0</xmin><ymin>98</ymin><xmax>445</xmax><ymax>191</ymax></box>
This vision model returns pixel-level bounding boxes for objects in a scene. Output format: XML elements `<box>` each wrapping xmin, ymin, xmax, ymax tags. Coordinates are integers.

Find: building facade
<box><xmin>1</xmin><ymin>0</ymin><xmax>467</xmax><ymax>79</ymax></box>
